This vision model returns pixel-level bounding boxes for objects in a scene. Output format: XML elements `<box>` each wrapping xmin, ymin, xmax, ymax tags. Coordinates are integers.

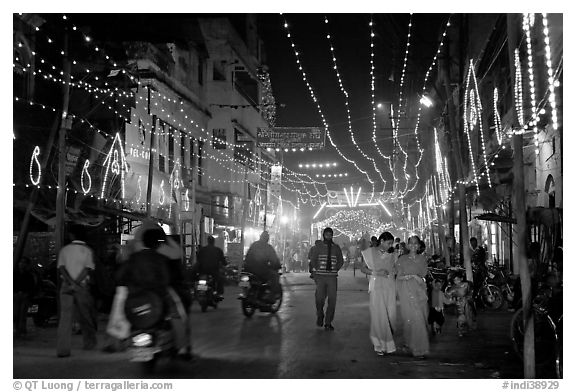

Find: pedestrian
<box><xmin>308</xmin><ymin>239</ymin><xmax>323</xmax><ymax>277</ymax></box>
<box><xmin>361</xmin><ymin>231</ymin><xmax>397</xmax><ymax>355</ymax></box>
<box><xmin>445</xmin><ymin>271</ymin><xmax>476</xmax><ymax>337</ymax></box>
<box><xmin>396</xmin><ymin>235</ymin><xmax>429</xmax><ymax>358</ymax></box>
<box><xmin>309</xmin><ymin>227</ymin><xmax>344</xmax><ymax>331</ymax></box>
<box><xmin>195</xmin><ymin>235</ymin><xmax>227</xmax><ymax>299</ymax></box>
<box><xmin>428</xmin><ymin>278</ymin><xmax>452</xmax><ymax>335</ymax></box>
<box><xmin>13</xmin><ymin>257</ymin><xmax>38</xmax><ymax>337</ymax></box>
<box><xmin>470</xmin><ymin>237</ymin><xmax>488</xmax><ymax>294</ymax></box>
<box><xmin>56</xmin><ymin>225</ymin><xmax>98</xmax><ymax>357</ymax></box>
<box><xmin>370</xmin><ymin>236</ymin><xmax>379</xmax><ymax>248</ymax></box>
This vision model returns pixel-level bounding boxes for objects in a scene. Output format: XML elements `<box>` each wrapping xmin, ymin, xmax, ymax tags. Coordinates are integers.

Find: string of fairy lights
<box><xmin>324</xmin><ymin>15</ymin><xmax>386</xmax><ymax>197</ymax></box>
<box><xmin>394</xmin><ymin>14</ymin><xmax>414</xmax><ymax>193</ymax></box>
<box><xmin>369</xmin><ymin>16</ymin><xmax>393</xmax><ymax>181</ymax></box>
<box><xmin>16</xmin><ymin>13</ymin><xmax>327</xmax><ymax>196</ymax></box>
<box><xmin>399</xmin><ymin>15</ymin><xmax>452</xmax><ymax>199</ymax></box>
<box><xmin>281</xmin><ymin>15</ymin><xmax>376</xmax><ymax>202</ymax></box>
<box><xmin>15</xmin><ymin>13</ymin><xmax>563</xmax><ymax>236</ymax></box>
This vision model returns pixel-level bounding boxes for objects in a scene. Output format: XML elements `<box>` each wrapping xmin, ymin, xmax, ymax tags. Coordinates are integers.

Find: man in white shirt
<box><xmin>56</xmin><ymin>225</ymin><xmax>97</xmax><ymax>357</ymax></box>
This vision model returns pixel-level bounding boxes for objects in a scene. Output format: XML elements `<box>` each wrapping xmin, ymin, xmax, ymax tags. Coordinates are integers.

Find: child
<box><xmin>446</xmin><ymin>271</ymin><xmax>476</xmax><ymax>337</ymax></box>
<box><xmin>428</xmin><ymin>278</ymin><xmax>451</xmax><ymax>335</ymax></box>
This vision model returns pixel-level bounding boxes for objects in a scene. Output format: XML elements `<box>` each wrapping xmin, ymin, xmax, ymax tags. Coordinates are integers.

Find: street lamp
<box><xmin>419</xmin><ymin>94</ymin><xmax>433</xmax><ymax>108</ymax></box>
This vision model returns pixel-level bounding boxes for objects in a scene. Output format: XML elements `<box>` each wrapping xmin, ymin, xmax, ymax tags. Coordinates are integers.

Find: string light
<box><xmin>514</xmin><ymin>49</ymin><xmax>525</xmax><ymax>130</ymax></box>
<box><xmin>29</xmin><ymin>146</ymin><xmax>41</xmax><ymax>185</ymax></box>
<box><xmin>400</xmin><ymin>15</ymin><xmax>452</xmax><ymax>198</ymax></box>
<box><xmin>282</xmin><ymin>15</ymin><xmax>376</xmax><ymax>199</ymax></box>
<box><xmin>523</xmin><ymin>14</ymin><xmax>538</xmax><ymax>140</ymax></box>
<box><xmin>493</xmin><ymin>88</ymin><xmax>503</xmax><ymax>144</ymax></box>
<box><xmin>136</xmin><ymin>176</ymin><xmax>143</xmax><ymax>203</ymax></box>
<box><xmin>80</xmin><ymin>160</ymin><xmax>92</xmax><ymax>194</ymax></box>
<box><xmin>542</xmin><ymin>13</ymin><xmax>559</xmax><ymax>131</ymax></box>
<box><xmin>394</xmin><ymin>14</ymin><xmax>414</xmax><ymax>194</ymax></box>
<box><xmin>101</xmin><ymin>133</ymin><xmax>129</xmax><ymax>199</ymax></box>
<box><xmin>369</xmin><ymin>16</ymin><xmax>393</xmax><ymax>180</ymax></box>
<box><xmin>325</xmin><ymin>16</ymin><xmax>386</xmax><ymax>197</ymax></box>
<box><xmin>463</xmin><ymin>60</ymin><xmax>481</xmax><ymax>196</ymax></box>
<box><xmin>469</xmin><ymin>59</ymin><xmax>491</xmax><ymax>188</ymax></box>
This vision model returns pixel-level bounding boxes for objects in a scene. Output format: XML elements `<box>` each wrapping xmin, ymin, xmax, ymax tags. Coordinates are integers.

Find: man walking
<box><xmin>309</xmin><ymin>227</ymin><xmax>344</xmax><ymax>331</ymax></box>
<box><xmin>56</xmin><ymin>225</ymin><xmax>97</xmax><ymax>357</ymax></box>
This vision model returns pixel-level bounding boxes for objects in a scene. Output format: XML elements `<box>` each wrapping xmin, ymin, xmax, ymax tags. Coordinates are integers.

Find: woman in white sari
<box><xmin>361</xmin><ymin>232</ymin><xmax>397</xmax><ymax>355</ymax></box>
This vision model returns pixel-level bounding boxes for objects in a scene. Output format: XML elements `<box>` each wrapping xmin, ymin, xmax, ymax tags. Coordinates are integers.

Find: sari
<box><xmin>362</xmin><ymin>247</ymin><xmax>397</xmax><ymax>353</ymax></box>
<box><xmin>396</xmin><ymin>253</ymin><xmax>429</xmax><ymax>356</ymax></box>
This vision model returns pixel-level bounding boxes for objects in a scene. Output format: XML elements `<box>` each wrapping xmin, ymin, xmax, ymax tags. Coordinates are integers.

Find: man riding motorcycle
<box><xmin>243</xmin><ymin>231</ymin><xmax>281</xmax><ymax>302</ymax></box>
<box><xmin>195</xmin><ymin>235</ymin><xmax>227</xmax><ymax>299</ymax></box>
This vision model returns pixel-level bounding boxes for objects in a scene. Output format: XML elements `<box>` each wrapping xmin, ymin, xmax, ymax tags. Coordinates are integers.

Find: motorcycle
<box><xmin>27</xmin><ymin>276</ymin><xmax>58</xmax><ymax>327</ymax></box>
<box><xmin>124</xmin><ymin>289</ymin><xmax>177</xmax><ymax>374</ymax></box>
<box><xmin>238</xmin><ymin>272</ymin><xmax>283</xmax><ymax>317</ymax></box>
<box><xmin>194</xmin><ymin>274</ymin><xmax>221</xmax><ymax>312</ymax></box>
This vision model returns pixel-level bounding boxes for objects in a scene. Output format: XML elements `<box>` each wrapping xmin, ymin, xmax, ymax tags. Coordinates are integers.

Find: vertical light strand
<box><xmin>401</xmin><ymin>16</ymin><xmax>452</xmax><ymax>197</ymax></box>
<box><xmin>369</xmin><ymin>16</ymin><xmax>394</xmax><ymax>182</ymax></box>
<box><xmin>394</xmin><ymin>14</ymin><xmax>414</xmax><ymax>192</ymax></box>
<box><xmin>523</xmin><ymin>13</ymin><xmax>538</xmax><ymax>155</ymax></box>
<box><xmin>469</xmin><ymin>60</ymin><xmax>492</xmax><ymax>188</ymax></box>
<box><xmin>325</xmin><ymin>16</ymin><xmax>386</xmax><ymax>199</ymax></box>
<box><xmin>29</xmin><ymin>146</ymin><xmax>41</xmax><ymax>185</ymax></box>
<box><xmin>282</xmin><ymin>16</ymin><xmax>376</xmax><ymax>199</ymax></box>
<box><xmin>493</xmin><ymin>88</ymin><xmax>503</xmax><ymax>144</ymax></box>
<box><xmin>542</xmin><ymin>13</ymin><xmax>559</xmax><ymax>132</ymax></box>
<box><xmin>463</xmin><ymin>61</ymin><xmax>480</xmax><ymax>196</ymax></box>
<box><xmin>514</xmin><ymin>49</ymin><xmax>525</xmax><ymax>130</ymax></box>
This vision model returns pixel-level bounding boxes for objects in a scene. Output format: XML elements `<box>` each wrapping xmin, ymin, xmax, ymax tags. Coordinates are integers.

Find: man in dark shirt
<box><xmin>470</xmin><ymin>237</ymin><xmax>488</xmax><ymax>292</ymax></box>
<box><xmin>244</xmin><ymin>231</ymin><xmax>282</xmax><ymax>300</ymax></box>
<box><xmin>196</xmin><ymin>235</ymin><xmax>227</xmax><ymax>298</ymax></box>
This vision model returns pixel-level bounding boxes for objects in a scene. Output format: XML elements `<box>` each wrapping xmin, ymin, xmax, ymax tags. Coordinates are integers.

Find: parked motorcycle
<box><xmin>124</xmin><ymin>290</ymin><xmax>176</xmax><ymax>374</ymax></box>
<box><xmin>27</xmin><ymin>276</ymin><xmax>58</xmax><ymax>327</ymax></box>
<box><xmin>194</xmin><ymin>274</ymin><xmax>221</xmax><ymax>312</ymax></box>
<box><xmin>238</xmin><ymin>272</ymin><xmax>283</xmax><ymax>317</ymax></box>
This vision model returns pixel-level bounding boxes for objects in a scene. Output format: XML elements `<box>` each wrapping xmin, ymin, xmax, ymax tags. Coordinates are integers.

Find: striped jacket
<box><xmin>310</xmin><ymin>241</ymin><xmax>344</xmax><ymax>277</ymax></box>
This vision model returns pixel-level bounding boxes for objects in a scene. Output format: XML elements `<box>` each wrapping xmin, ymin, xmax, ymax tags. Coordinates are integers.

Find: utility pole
<box><xmin>441</xmin><ymin>16</ymin><xmax>472</xmax><ymax>280</ymax></box>
<box><xmin>507</xmin><ymin>13</ymin><xmax>534</xmax><ymax>379</ymax></box>
<box><xmin>55</xmin><ymin>29</ymin><xmax>72</xmax><ymax>256</ymax></box>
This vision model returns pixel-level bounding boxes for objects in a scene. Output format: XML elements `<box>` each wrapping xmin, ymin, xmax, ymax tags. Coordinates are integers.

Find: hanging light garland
<box><xmin>100</xmin><ymin>133</ymin><xmax>129</xmax><ymax>199</ymax></box>
<box><xmin>29</xmin><ymin>146</ymin><xmax>41</xmax><ymax>185</ymax></box>
<box><xmin>493</xmin><ymin>88</ymin><xmax>503</xmax><ymax>144</ymax></box>
<box><xmin>541</xmin><ymin>13</ymin><xmax>560</xmax><ymax>132</ymax></box>
<box><xmin>281</xmin><ymin>15</ymin><xmax>376</xmax><ymax>200</ymax></box>
<box><xmin>523</xmin><ymin>14</ymin><xmax>538</xmax><ymax>155</ymax></box>
<box><xmin>324</xmin><ymin>16</ymin><xmax>386</xmax><ymax>197</ymax></box>
<box><xmin>514</xmin><ymin>49</ymin><xmax>525</xmax><ymax>131</ymax></box>
<box><xmin>80</xmin><ymin>159</ymin><xmax>92</xmax><ymax>195</ymax></box>
<box><xmin>400</xmin><ymin>15</ymin><xmax>452</xmax><ymax>198</ymax></box>
<box><xmin>463</xmin><ymin>60</ymin><xmax>482</xmax><ymax>196</ymax></box>
<box><xmin>369</xmin><ymin>16</ymin><xmax>393</xmax><ymax>179</ymax></box>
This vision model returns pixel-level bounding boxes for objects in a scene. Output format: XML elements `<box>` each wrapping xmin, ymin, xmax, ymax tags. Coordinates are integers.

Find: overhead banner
<box><xmin>257</xmin><ymin>127</ymin><xmax>326</xmax><ymax>150</ymax></box>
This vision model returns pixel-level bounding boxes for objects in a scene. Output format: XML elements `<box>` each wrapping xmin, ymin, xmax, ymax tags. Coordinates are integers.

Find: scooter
<box><xmin>124</xmin><ymin>290</ymin><xmax>177</xmax><ymax>374</ymax></box>
<box><xmin>238</xmin><ymin>272</ymin><xmax>283</xmax><ymax>317</ymax></box>
<box><xmin>28</xmin><ymin>276</ymin><xmax>58</xmax><ymax>327</ymax></box>
<box><xmin>194</xmin><ymin>274</ymin><xmax>221</xmax><ymax>312</ymax></box>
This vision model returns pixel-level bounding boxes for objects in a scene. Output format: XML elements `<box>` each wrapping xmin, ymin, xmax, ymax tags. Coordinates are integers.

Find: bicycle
<box><xmin>509</xmin><ymin>288</ymin><xmax>562</xmax><ymax>378</ymax></box>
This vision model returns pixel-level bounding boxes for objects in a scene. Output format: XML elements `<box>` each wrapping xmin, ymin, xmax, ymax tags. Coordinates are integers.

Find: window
<box><xmin>233</xmin><ymin>129</ymin><xmax>254</xmax><ymax>169</ymax></box>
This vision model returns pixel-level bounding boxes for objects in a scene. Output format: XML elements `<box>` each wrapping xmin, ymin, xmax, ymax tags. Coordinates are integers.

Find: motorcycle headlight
<box><xmin>132</xmin><ymin>333</ymin><xmax>153</xmax><ymax>347</ymax></box>
<box><xmin>240</xmin><ymin>275</ymin><xmax>250</xmax><ymax>282</ymax></box>
<box><xmin>198</xmin><ymin>280</ymin><xmax>207</xmax><ymax>285</ymax></box>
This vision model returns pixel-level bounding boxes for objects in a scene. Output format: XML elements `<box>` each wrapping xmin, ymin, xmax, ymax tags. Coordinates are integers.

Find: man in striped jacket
<box><xmin>309</xmin><ymin>227</ymin><xmax>344</xmax><ymax>331</ymax></box>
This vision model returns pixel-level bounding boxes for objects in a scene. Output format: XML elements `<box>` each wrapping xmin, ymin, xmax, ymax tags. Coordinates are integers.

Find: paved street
<box><xmin>14</xmin><ymin>269</ymin><xmax>524</xmax><ymax>379</ymax></box>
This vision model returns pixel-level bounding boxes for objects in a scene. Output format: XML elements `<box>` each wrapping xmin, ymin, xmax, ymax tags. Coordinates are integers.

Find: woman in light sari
<box><xmin>396</xmin><ymin>235</ymin><xmax>429</xmax><ymax>358</ymax></box>
<box><xmin>361</xmin><ymin>232</ymin><xmax>397</xmax><ymax>355</ymax></box>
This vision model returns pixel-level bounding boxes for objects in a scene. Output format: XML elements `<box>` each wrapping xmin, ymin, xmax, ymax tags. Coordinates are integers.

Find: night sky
<box><xmin>258</xmin><ymin>13</ymin><xmax>450</xmax><ymax>190</ymax></box>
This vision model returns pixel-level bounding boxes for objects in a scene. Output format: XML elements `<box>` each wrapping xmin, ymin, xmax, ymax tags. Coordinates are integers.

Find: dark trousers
<box><xmin>315</xmin><ymin>275</ymin><xmax>338</xmax><ymax>325</ymax></box>
<box><xmin>56</xmin><ymin>286</ymin><xmax>97</xmax><ymax>356</ymax></box>
<box><xmin>13</xmin><ymin>292</ymin><xmax>30</xmax><ymax>334</ymax></box>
